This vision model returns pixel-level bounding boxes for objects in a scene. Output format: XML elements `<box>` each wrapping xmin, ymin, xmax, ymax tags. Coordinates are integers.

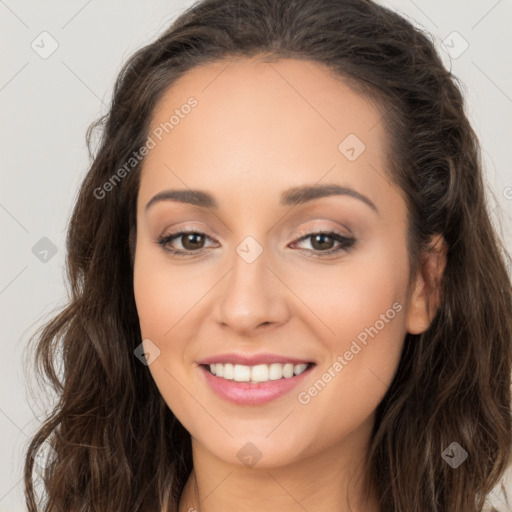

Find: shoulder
<box><xmin>482</xmin><ymin>464</ymin><xmax>512</xmax><ymax>512</ymax></box>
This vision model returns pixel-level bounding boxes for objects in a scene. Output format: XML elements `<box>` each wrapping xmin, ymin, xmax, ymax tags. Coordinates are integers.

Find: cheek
<box><xmin>295</xmin><ymin>235</ymin><xmax>409</xmax><ymax>398</ymax></box>
<box><xmin>332</xmin><ymin>238</ymin><xmax>409</xmax><ymax>376</ymax></box>
<box><xmin>133</xmin><ymin>241</ymin><xmax>201</xmax><ymax>339</ymax></box>
<box><xmin>133</xmin><ymin>241</ymin><xmax>207</xmax><ymax>397</ymax></box>
<box><xmin>289</xmin><ymin>228</ymin><xmax>410</xmax><ymax>353</ymax></box>
<box><xmin>293</xmin><ymin>292</ymin><xmax>407</xmax><ymax>457</ymax></box>
<box><xmin>133</xmin><ymin>247</ymin><xmax>200</xmax><ymax>426</ymax></box>
<box><xmin>301</xmin><ymin>244</ymin><xmax>408</xmax><ymax>434</ymax></box>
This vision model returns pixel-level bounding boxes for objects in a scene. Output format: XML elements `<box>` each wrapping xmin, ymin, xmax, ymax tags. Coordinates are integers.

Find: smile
<box><xmin>206</xmin><ymin>362</ymin><xmax>312</xmax><ymax>383</ymax></box>
<box><xmin>199</xmin><ymin>362</ymin><xmax>316</xmax><ymax>405</ymax></box>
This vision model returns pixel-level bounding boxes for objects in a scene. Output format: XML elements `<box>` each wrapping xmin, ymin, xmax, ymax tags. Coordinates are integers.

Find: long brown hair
<box><xmin>24</xmin><ymin>0</ymin><xmax>512</xmax><ymax>510</ymax></box>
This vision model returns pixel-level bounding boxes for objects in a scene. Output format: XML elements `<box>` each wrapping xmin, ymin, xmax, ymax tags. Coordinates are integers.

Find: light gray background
<box><xmin>1</xmin><ymin>1</ymin><xmax>511</xmax><ymax>511</ymax></box>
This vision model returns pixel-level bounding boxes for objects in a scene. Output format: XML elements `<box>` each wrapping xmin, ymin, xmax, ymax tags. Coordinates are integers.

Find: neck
<box><xmin>178</xmin><ymin>418</ymin><xmax>380</xmax><ymax>512</ymax></box>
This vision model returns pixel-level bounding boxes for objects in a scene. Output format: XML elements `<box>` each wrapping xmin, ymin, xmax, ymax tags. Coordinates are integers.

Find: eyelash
<box><xmin>156</xmin><ymin>230</ymin><xmax>356</xmax><ymax>258</ymax></box>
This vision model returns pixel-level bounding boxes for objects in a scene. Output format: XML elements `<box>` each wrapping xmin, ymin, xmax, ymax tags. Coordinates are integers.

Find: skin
<box><xmin>133</xmin><ymin>56</ymin><xmax>446</xmax><ymax>512</ymax></box>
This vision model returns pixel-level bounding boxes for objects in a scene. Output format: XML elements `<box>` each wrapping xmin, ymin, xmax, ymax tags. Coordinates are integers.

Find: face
<box><xmin>133</xmin><ymin>56</ymin><xmax>430</xmax><ymax>469</ymax></box>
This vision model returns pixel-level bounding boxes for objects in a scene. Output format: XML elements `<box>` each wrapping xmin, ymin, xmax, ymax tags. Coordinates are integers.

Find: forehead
<box><xmin>139</xmin><ymin>56</ymin><xmax>393</xmax><ymax>208</ymax></box>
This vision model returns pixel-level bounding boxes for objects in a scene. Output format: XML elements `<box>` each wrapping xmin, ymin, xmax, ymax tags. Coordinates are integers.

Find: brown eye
<box><xmin>157</xmin><ymin>229</ymin><xmax>355</xmax><ymax>259</ymax></box>
<box><xmin>292</xmin><ymin>231</ymin><xmax>356</xmax><ymax>257</ymax></box>
<box><xmin>309</xmin><ymin>233</ymin><xmax>336</xmax><ymax>251</ymax></box>
<box><xmin>180</xmin><ymin>232</ymin><xmax>206</xmax><ymax>250</ymax></box>
<box><xmin>157</xmin><ymin>230</ymin><xmax>216</xmax><ymax>257</ymax></box>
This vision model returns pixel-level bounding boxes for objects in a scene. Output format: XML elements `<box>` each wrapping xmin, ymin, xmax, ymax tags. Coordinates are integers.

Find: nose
<box><xmin>215</xmin><ymin>241</ymin><xmax>290</xmax><ymax>335</ymax></box>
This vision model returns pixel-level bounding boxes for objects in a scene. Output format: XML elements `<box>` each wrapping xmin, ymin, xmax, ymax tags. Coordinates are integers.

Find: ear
<box><xmin>406</xmin><ymin>234</ymin><xmax>448</xmax><ymax>335</ymax></box>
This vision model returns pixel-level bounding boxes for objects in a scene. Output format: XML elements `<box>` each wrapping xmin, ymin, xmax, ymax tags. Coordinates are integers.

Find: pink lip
<box><xmin>198</xmin><ymin>363</ymin><xmax>315</xmax><ymax>405</ymax></box>
<box><xmin>198</xmin><ymin>353</ymin><xmax>314</xmax><ymax>366</ymax></box>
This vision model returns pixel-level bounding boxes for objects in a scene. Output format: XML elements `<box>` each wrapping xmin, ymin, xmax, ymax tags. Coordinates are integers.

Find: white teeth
<box><xmin>207</xmin><ymin>362</ymin><xmax>311</xmax><ymax>382</ymax></box>
<box><xmin>223</xmin><ymin>363</ymin><xmax>234</xmax><ymax>379</ymax></box>
<box><xmin>294</xmin><ymin>363</ymin><xmax>308</xmax><ymax>375</ymax></box>
<box><xmin>283</xmin><ymin>363</ymin><xmax>294</xmax><ymax>379</ymax></box>
<box><xmin>268</xmin><ymin>363</ymin><xmax>283</xmax><ymax>380</ymax></box>
<box><xmin>233</xmin><ymin>364</ymin><xmax>251</xmax><ymax>382</ymax></box>
<box><xmin>251</xmin><ymin>364</ymin><xmax>269</xmax><ymax>382</ymax></box>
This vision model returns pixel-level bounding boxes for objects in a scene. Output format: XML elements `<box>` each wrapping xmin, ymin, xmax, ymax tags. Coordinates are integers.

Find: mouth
<box><xmin>198</xmin><ymin>361</ymin><xmax>317</xmax><ymax>405</ymax></box>
<box><xmin>201</xmin><ymin>361</ymin><xmax>315</xmax><ymax>383</ymax></box>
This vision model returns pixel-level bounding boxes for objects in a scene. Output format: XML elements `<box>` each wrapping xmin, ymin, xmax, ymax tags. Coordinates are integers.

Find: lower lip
<box><xmin>199</xmin><ymin>364</ymin><xmax>315</xmax><ymax>405</ymax></box>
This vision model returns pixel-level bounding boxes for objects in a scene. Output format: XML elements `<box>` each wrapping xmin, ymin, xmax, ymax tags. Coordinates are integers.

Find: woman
<box><xmin>24</xmin><ymin>0</ymin><xmax>512</xmax><ymax>510</ymax></box>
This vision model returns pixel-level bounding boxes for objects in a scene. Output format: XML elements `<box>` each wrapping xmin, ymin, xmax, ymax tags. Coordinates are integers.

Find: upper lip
<box><xmin>198</xmin><ymin>353</ymin><xmax>315</xmax><ymax>366</ymax></box>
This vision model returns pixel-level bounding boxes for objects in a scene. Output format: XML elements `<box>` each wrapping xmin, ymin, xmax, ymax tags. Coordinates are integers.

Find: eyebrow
<box><xmin>145</xmin><ymin>183</ymin><xmax>378</xmax><ymax>214</ymax></box>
